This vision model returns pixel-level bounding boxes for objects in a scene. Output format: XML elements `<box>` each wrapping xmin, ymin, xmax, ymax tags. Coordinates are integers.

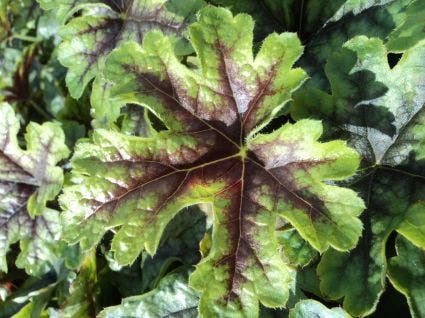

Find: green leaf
<box><xmin>313</xmin><ymin>37</ymin><xmax>424</xmax><ymax>316</ymax></box>
<box><xmin>278</xmin><ymin>229</ymin><xmax>317</xmax><ymax>267</ymax></box>
<box><xmin>60</xmin><ymin>249</ymin><xmax>97</xmax><ymax>318</ymax></box>
<box><xmin>385</xmin><ymin>0</ymin><xmax>425</xmax><ymax>52</ymax></box>
<box><xmin>55</xmin><ymin>0</ymin><xmax>205</xmax><ymax>98</ymax></box>
<box><xmin>98</xmin><ymin>268</ymin><xmax>199</xmax><ymax>318</ymax></box>
<box><xmin>388</xmin><ymin>235</ymin><xmax>425</xmax><ymax>318</ymax></box>
<box><xmin>140</xmin><ymin>206</ymin><xmax>206</xmax><ymax>292</ymax></box>
<box><xmin>293</xmin><ymin>46</ymin><xmax>395</xmax><ymax>137</ymax></box>
<box><xmin>210</xmin><ymin>0</ymin><xmax>394</xmax><ymax>43</ymax></box>
<box><xmin>298</xmin><ymin>0</ymin><xmax>420</xmax><ymax>89</ymax></box>
<box><xmin>289</xmin><ymin>299</ymin><xmax>351</xmax><ymax>318</ymax></box>
<box><xmin>0</xmin><ymin>102</ymin><xmax>69</xmax><ymax>275</ymax></box>
<box><xmin>61</xmin><ymin>7</ymin><xmax>364</xmax><ymax>317</ymax></box>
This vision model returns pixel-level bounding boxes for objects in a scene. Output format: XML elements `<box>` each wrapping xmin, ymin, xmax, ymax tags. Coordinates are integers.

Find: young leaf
<box><xmin>0</xmin><ymin>102</ymin><xmax>69</xmax><ymax>275</ymax></box>
<box><xmin>388</xmin><ymin>235</ymin><xmax>425</xmax><ymax>318</ymax></box>
<box><xmin>61</xmin><ymin>7</ymin><xmax>364</xmax><ymax>317</ymax></box>
<box><xmin>56</xmin><ymin>0</ymin><xmax>205</xmax><ymax>98</ymax></box>
<box><xmin>313</xmin><ymin>37</ymin><xmax>425</xmax><ymax>317</ymax></box>
<box><xmin>385</xmin><ymin>0</ymin><xmax>425</xmax><ymax>52</ymax></box>
<box><xmin>289</xmin><ymin>299</ymin><xmax>351</xmax><ymax>318</ymax></box>
<box><xmin>98</xmin><ymin>268</ymin><xmax>199</xmax><ymax>318</ymax></box>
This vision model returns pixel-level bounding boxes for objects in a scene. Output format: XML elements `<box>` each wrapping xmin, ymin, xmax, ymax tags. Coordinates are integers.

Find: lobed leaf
<box><xmin>305</xmin><ymin>37</ymin><xmax>425</xmax><ymax>316</ymax></box>
<box><xmin>55</xmin><ymin>0</ymin><xmax>205</xmax><ymax>98</ymax></box>
<box><xmin>387</xmin><ymin>235</ymin><xmax>425</xmax><ymax>318</ymax></box>
<box><xmin>61</xmin><ymin>7</ymin><xmax>364</xmax><ymax>317</ymax></box>
<box><xmin>0</xmin><ymin>102</ymin><xmax>69</xmax><ymax>275</ymax></box>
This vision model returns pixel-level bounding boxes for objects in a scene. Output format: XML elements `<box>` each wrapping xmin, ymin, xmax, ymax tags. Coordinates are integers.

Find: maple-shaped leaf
<box><xmin>54</xmin><ymin>0</ymin><xmax>205</xmax><ymax>98</ymax></box>
<box><xmin>208</xmin><ymin>0</ymin><xmax>423</xmax><ymax>91</ymax></box>
<box><xmin>60</xmin><ymin>7</ymin><xmax>364</xmax><ymax>317</ymax></box>
<box><xmin>296</xmin><ymin>37</ymin><xmax>425</xmax><ymax>317</ymax></box>
<box><xmin>210</xmin><ymin>0</ymin><xmax>396</xmax><ymax>43</ymax></box>
<box><xmin>388</xmin><ymin>235</ymin><xmax>425</xmax><ymax>318</ymax></box>
<box><xmin>298</xmin><ymin>0</ymin><xmax>423</xmax><ymax>89</ymax></box>
<box><xmin>0</xmin><ymin>102</ymin><xmax>69</xmax><ymax>275</ymax></box>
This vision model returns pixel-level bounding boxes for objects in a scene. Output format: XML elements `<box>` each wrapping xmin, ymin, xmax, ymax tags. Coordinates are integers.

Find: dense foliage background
<box><xmin>0</xmin><ymin>0</ymin><xmax>424</xmax><ymax>317</ymax></box>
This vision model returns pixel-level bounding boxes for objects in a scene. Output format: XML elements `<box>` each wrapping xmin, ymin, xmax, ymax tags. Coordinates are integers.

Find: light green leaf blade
<box><xmin>385</xmin><ymin>0</ymin><xmax>425</xmax><ymax>52</ymax></box>
<box><xmin>289</xmin><ymin>299</ymin><xmax>351</xmax><ymax>318</ymax></box>
<box><xmin>278</xmin><ymin>228</ymin><xmax>317</xmax><ymax>268</ymax></box>
<box><xmin>98</xmin><ymin>268</ymin><xmax>199</xmax><ymax>318</ymax></box>
<box><xmin>388</xmin><ymin>235</ymin><xmax>425</xmax><ymax>318</ymax></box>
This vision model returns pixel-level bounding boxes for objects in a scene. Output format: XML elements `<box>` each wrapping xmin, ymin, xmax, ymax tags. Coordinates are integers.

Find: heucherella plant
<box><xmin>1</xmin><ymin>0</ymin><xmax>424</xmax><ymax>317</ymax></box>
<box><xmin>0</xmin><ymin>102</ymin><xmax>69</xmax><ymax>276</ymax></box>
<box><xmin>37</xmin><ymin>0</ymin><xmax>205</xmax><ymax>99</ymax></box>
<box><xmin>294</xmin><ymin>36</ymin><xmax>425</xmax><ymax>317</ymax></box>
<box><xmin>60</xmin><ymin>6</ymin><xmax>364</xmax><ymax>317</ymax></box>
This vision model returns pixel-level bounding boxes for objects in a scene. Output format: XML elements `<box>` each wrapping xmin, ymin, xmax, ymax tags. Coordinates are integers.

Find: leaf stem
<box><xmin>28</xmin><ymin>100</ymin><xmax>54</xmax><ymax>120</ymax></box>
<box><xmin>11</xmin><ymin>33</ymin><xmax>41</xmax><ymax>43</ymax></box>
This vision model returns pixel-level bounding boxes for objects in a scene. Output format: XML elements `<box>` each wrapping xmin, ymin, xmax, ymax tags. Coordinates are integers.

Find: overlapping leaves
<box><xmin>44</xmin><ymin>0</ymin><xmax>205</xmax><ymax>99</ymax></box>
<box><xmin>294</xmin><ymin>37</ymin><xmax>425</xmax><ymax>316</ymax></box>
<box><xmin>60</xmin><ymin>6</ymin><xmax>365</xmax><ymax>317</ymax></box>
<box><xmin>0</xmin><ymin>102</ymin><xmax>69</xmax><ymax>276</ymax></box>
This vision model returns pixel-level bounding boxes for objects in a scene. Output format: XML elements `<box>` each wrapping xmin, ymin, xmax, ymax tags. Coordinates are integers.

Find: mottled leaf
<box><xmin>98</xmin><ymin>268</ymin><xmax>199</xmax><ymax>318</ymax></box>
<box><xmin>0</xmin><ymin>103</ymin><xmax>69</xmax><ymax>275</ymax></box>
<box><xmin>388</xmin><ymin>235</ymin><xmax>425</xmax><ymax>318</ymax></box>
<box><xmin>289</xmin><ymin>299</ymin><xmax>351</xmax><ymax>318</ymax></box>
<box><xmin>56</xmin><ymin>0</ymin><xmax>205</xmax><ymax>98</ymax></box>
<box><xmin>314</xmin><ymin>37</ymin><xmax>424</xmax><ymax>316</ymax></box>
<box><xmin>299</xmin><ymin>0</ymin><xmax>419</xmax><ymax>89</ymax></box>
<box><xmin>278</xmin><ymin>229</ymin><xmax>317</xmax><ymax>267</ymax></box>
<box><xmin>210</xmin><ymin>0</ymin><xmax>393</xmax><ymax>43</ymax></box>
<box><xmin>60</xmin><ymin>7</ymin><xmax>364</xmax><ymax>317</ymax></box>
<box><xmin>385</xmin><ymin>0</ymin><xmax>425</xmax><ymax>52</ymax></box>
<box><xmin>293</xmin><ymin>46</ymin><xmax>395</xmax><ymax>137</ymax></box>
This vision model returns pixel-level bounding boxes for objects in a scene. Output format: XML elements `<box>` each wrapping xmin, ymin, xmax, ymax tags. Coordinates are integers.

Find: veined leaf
<box><xmin>210</xmin><ymin>0</ymin><xmax>394</xmax><ymax>42</ymax></box>
<box><xmin>55</xmin><ymin>0</ymin><xmax>205</xmax><ymax>98</ymax></box>
<box><xmin>388</xmin><ymin>235</ymin><xmax>425</xmax><ymax>318</ymax></box>
<box><xmin>289</xmin><ymin>299</ymin><xmax>351</xmax><ymax>318</ymax></box>
<box><xmin>306</xmin><ymin>37</ymin><xmax>425</xmax><ymax>316</ymax></box>
<box><xmin>293</xmin><ymin>46</ymin><xmax>395</xmax><ymax>137</ymax></box>
<box><xmin>0</xmin><ymin>103</ymin><xmax>69</xmax><ymax>275</ymax></box>
<box><xmin>98</xmin><ymin>268</ymin><xmax>199</xmax><ymax>318</ymax></box>
<box><xmin>299</xmin><ymin>0</ymin><xmax>423</xmax><ymax>89</ymax></box>
<box><xmin>60</xmin><ymin>7</ymin><xmax>364</xmax><ymax>317</ymax></box>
